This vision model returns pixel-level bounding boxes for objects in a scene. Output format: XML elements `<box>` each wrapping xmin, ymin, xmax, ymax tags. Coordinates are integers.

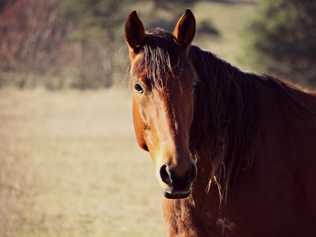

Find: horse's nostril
<box><xmin>160</xmin><ymin>164</ymin><xmax>172</xmax><ymax>185</ymax></box>
<box><xmin>160</xmin><ymin>163</ymin><xmax>196</xmax><ymax>189</ymax></box>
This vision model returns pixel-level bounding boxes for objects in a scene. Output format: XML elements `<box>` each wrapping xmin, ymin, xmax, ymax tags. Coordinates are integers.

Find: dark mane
<box><xmin>188</xmin><ymin>46</ymin><xmax>259</xmax><ymax>201</ymax></box>
<box><xmin>188</xmin><ymin>45</ymin><xmax>316</xmax><ymax>201</ymax></box>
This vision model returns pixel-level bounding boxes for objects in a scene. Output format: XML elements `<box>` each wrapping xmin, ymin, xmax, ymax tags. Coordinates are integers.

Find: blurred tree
<box><xmin>196</xmin><ymin>19</ymin><xmax>219</xmax><ymax>37</ymax></box>
<box><xmin>0</xmin><ymin>0</ymin><xmax>8</xmax><ymax>11</ymax></box>
<box><xmin>59</xmin><ymin>0</ymin><xmax>133</xmax><ymax>89</ymax></box>
<box><xmin>0</xmin><ymin>0</ymin><xmax>220</xmax><ymax>89</ymax></box>
<box><xmin>246</xmin><ymin>0</ymin><xmax>316</xmax><ymax>88</ymax></box>
<box><xmin>0</xmin><ymin>0</ymin><xmax>67</xmax><ymax>87</ymax></box>
<box><xmin>59</xmin><ymin>0</ymin><xmax>217</xmax><ymax>89</ymax></box>
<box><xmin>152</xmin><ymin>0</ymin><xmax>195</xmax><ymax>10</ymax></box>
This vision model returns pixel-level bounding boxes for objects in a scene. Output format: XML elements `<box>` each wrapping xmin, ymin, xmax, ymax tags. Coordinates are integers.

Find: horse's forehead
<box><xmin>130</xmin><ymin>49</ymin><xmax>190</xmax><ymax>93</ymax></box>
<box><xmin>131</xmin><ymin>53</ymin><xmax>145</xmax><ymax>76</ymax></box>
<box><xmin>131</xmin><ymin>53</ymin><xmax>168</xmax><ymax>80</ymax></box>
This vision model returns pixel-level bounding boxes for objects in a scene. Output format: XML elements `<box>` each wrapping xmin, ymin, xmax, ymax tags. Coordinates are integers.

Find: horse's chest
<box><xmin>163</xmin><ymin>196</ymin><xmax>225</xmax><ymax>237</ymax></box>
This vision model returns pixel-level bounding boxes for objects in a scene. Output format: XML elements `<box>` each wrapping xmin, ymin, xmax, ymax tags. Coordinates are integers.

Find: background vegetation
<box><xmin>245</xmin><ymin>0</ymin><xmax>316</xmax><ymax>88</ymax></box>
<box><xmin>1</xmin><ymin>0</ymin><xmax>314</xmax><ymax>89</ymax></box>
<box><xmin>0</xmin><ymin>1</ymin><xmax>315</xmax><ymax>237</ymax></box>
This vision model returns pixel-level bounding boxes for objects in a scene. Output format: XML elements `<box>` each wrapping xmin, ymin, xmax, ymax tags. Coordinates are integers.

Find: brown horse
<box><xmin>125</xmin><ymin>9</ymin><xmax>316</xmax><ymax>237</ymax></box>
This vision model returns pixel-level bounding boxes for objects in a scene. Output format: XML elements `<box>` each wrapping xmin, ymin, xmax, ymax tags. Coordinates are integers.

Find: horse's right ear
<box><xmin>124</xmin><ymin>11</ymin><xmax>145</xmax><ymax>54</ymax></box>
<box><xmin>173</xmin><ymin>9</ymin><xmax>196</xmax><ymax>48</ymax></box>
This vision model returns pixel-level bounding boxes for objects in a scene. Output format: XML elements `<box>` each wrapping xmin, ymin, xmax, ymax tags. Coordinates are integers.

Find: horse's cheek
<box><xmin>132</xmin><ymin>101</ymin><xmax>148</xmax><ymax>151</ymax></box>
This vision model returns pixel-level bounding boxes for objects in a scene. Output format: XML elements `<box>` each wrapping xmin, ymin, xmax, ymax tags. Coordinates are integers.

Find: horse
<box><xmin>124</xmin><ymin>9</ymin><xmax>316</xmax><ymax>237</ymax></box>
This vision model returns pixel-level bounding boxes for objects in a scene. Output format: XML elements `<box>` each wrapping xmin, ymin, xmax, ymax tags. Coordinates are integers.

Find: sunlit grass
<box><xmin>0</xmin><ymin>89</ymin><xmax>164</xmax><ymax>237</ymax></box>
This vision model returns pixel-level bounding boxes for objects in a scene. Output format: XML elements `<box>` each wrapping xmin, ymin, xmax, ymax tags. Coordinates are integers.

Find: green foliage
<box><xmin>197</xmin><ymin>19</ymin><xmax>219</xmax><ymax>37</ymax></box>
<box><xmin>0</xmin><ymin>0</ymin><xmax>228</xmax><ymax>89</ymax></box>
<box><xmin>59</xmin><ymin>0</ymin><xmax>130</xmax><ymax>39</ymax></box>
<box><xmin>57</xmin><ymin>0</ymin><xmax>206</xmax><ymax>89</ymax></box>
<box><xmin>246</xmin><ymin>0</ymin><xmax>316</xmax><ymax>88</ymax></box>
<box><xmin>57</xmin><ymin>0</ymin><xmax>134</xmax><ymax>89</ymax></box>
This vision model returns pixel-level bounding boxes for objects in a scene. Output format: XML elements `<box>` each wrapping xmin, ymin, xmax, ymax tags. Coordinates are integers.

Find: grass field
<box><xmin>0</xmin><ymin>89</ymin><xmax>164</xmax><ymax>237</ymax></box>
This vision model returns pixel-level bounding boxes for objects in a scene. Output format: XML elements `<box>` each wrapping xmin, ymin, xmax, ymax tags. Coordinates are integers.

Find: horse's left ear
<box><xmin>125</xmin><ymin>11</ymin><xmax>145</xmax><ymax>54</ymax></box>
<box><xmin>173</xmin><ymin>9</ymin><xmax>196</xmax><ymax>48</ymax></box>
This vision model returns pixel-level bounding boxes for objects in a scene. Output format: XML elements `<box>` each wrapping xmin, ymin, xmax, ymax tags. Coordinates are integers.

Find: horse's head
<box><xmin>125</xmin><ymin>10</ymin><xmax>198</xmax><ymax>199</ymax></box>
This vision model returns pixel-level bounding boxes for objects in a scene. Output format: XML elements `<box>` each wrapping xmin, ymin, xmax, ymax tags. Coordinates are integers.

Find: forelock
<box><xmin>132</xmin><ymin>29</ymin><xmax>184</xmax><ymax>90</ymax></box>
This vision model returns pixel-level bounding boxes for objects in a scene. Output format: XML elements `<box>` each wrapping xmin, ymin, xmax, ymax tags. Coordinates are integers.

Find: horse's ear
<box><xmin>173</xmin><ymin>9</ymin><xmax>196</xmax><ymax>48</ymax></box>
<box><xmin>125</xmin><ymin>11</ymin><xmax>145</xmax><ymax>54</ymax></box>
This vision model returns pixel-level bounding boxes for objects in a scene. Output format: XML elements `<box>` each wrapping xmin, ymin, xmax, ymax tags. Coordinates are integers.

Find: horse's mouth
<box><xmin>163</xmin><ymin>189</ymin><xmax>191</xmax><ymax>199</ymax></box>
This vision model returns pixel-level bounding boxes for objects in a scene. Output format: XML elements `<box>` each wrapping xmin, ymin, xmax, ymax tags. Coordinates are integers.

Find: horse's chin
<box><xmin>163</xmin><ymin>189</ymin><xmax>191</xmax><ymax>199</ymax></box>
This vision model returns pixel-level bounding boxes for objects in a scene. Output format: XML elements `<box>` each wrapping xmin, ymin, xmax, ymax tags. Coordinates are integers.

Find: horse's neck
<box><xmin>189</xmin><ymin>47</ymin><xmax>260</xmax><ymax>202</ymax></box>
<box><xmin>256</xmin><ymin>76</ymin><xmax>316</xmax><ymax>128</ymax></box>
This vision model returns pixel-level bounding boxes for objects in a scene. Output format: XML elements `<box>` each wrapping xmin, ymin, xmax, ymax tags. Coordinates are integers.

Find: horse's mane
<box><xmin>189</xmin><ymin>46</ymin><xmax>316</xmax><ymax>201</ymax></box>
<box><xmin>188</xmin><ymin>46</ymin><xmax>259</xmax><ymax>201</ymax></box>
<box><xmin>136</xmin><ymin>29</ymin><xmax>316</xmax><ymax>201</ymax></box>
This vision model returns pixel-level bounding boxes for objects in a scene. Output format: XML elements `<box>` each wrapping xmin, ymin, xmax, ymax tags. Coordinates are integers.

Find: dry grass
<box><xmin>0</xmin><ymin>88</ymin><xmax>164</xmax><ymax>237</ymax></box>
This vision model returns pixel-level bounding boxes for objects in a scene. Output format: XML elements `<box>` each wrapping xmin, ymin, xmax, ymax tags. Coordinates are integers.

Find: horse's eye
<box><xmin>134</xmin><ymin>82</ymin><xmax>144</xmax><ymax>94</ymax></box>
